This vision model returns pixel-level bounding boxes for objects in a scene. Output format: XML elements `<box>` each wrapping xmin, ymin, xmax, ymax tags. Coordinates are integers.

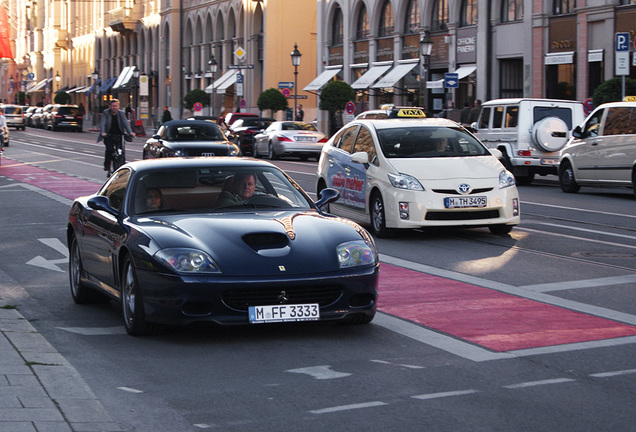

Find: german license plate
<box><xmin>541</xmin><ymin>158</ymin><xmax>559</xmax><ymax>165</ymax></box>
<box><xmin>444</xmin><ymin>196</ymin><xmax>487</xmax><ymax>208</ymax></box>
<box><xmin>296</xmin><ymin>136</ymin><xmax>315</xmax><ymax>142</ymax></box>
<box><xmin>249</xmin><ymin>303</ymin><xmax>320</xmax><ymax>324</ymax></box>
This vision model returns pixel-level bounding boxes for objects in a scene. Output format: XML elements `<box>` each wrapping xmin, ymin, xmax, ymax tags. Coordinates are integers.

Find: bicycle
<box><xmin>106</xmin><ymin>134</ymin><xmax>126</xmax><ymax>176</ymax></box>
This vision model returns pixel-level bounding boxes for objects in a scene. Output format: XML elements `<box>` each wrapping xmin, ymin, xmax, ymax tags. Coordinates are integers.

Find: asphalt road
<box><xmin>1</xmin><ymin>127</ymin><xmax>635</xmax><ymax>431</ymax></box>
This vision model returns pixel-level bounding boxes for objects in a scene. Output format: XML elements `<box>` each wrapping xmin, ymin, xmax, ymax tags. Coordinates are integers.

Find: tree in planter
<box><xmin>54</xmin><ymin>91</ymin><xmax>71</xmax><ymax>105</ymax></box>
<box><xmin>592</xmin><ymin>77</ymin><xmax>636</xmax><ymax>107</ymax></box>
<box><xmin>16</xmin><ymin>91</ymin><xmax>26</xmax><ymax>105</ymax></box>
<box><xmin>319</xmin><ymin>80</ymin><xmax>355</xmax><ymax>136</ymax></box>
<box><xmin>183</xmin><ymin>89</ymin><xmax>209</xmax><ymax>114</ymax></box>
<box><xmin>257</xmin><ymin>88</ymin><xmax>288</xmax><ymax>117</ymax></box>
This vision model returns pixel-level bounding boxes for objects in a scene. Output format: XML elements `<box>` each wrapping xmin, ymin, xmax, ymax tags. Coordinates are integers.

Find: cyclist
<box><xmin>97</xmin><ymin>98</ymin><xmax>135</xmax><ymax>173</ymax></box>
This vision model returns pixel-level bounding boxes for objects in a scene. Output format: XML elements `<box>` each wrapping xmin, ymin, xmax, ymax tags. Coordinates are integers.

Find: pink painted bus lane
<box><xmin>378</xmin><ymin>263</ymin><xmax>636</xmax><ymax>352</ymax></box>
<box><xmin>0</xmin><ymin>157</ymin><xmax>100</xmax><ymax>200</ymax></box>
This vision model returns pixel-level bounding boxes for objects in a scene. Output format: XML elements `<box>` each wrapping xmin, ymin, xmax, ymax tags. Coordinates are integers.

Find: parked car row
<box><xmin>22</xmin><ymin>104</ymin><xmax>83</xmax><ymax>131</ymax></box>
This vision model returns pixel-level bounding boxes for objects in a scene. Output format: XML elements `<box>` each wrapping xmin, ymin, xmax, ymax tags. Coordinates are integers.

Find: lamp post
<box><xmin>208</xmin><ymin>55</ymin><xmax>217</xmax><ymax>116</ymax></box>
<box><xmin>91</xmin><ymin>68</ymin><xmax>99</xmax><ymax>126</ymax></box>
<box><xmin>132</xmin><ymin>66</ymin><xmax>140</xmax><ymax>122</ymax></box>
<box><xmin>9</xmin><ymin>76</ymin><xmax>13</xmax><ymax>103</ymax></box>
<box><xmin>55</xmin><ymin>71</ymin><xmax>61</xmax><ymax>94</ymax></box>
<box><xmin>419</xmin><ymin>31</ymin><xmax>433</xmax><ymax>115</ymax></box>
<box><xmin>290</xmin><ymin>43</ymin><xmax>301</xmax><ymax>121</ymax></box>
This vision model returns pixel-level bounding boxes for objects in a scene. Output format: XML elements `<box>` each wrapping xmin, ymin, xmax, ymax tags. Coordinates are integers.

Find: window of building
<box><xmin>619</xmin><ymin>0</ymin><xmax>636</xmax><ymax>4</ymax></box>
<box><xmin>356</xmin><ymin>5</ymin><xmax>369</xmax><ymax>40</ymax></box>
<box><xmin>379</xmin><ymin>1</ymin><xmax>394</xmax><ymax>37</ymax></box>
<box><xmin>553</xmin><ymin>0</ymin><xmax>575</xmax><ymax>15</ymax></box>
<box><xmin>332</xmin><ymin>6</ymin><xmax>343</xmax><ymax>46</ymax></box>
<box><xmin>431</xmin><ymin>0</ymin><xmax>449</xmax><ymax>31</ymax></box>
<box><xmin>405</xmin><ymin>0</ymin><xmax>420</xmax><ymax>34</ymax></box>
<box><xmin>460</xmin><ymin>0</ymin><xmax>477</xmax><ymax>26</ymax></box>
<box><xmin>502</xmin><ymin>0</ymin><xmax>523</xmax><ymax>22</ymax></box>
<box><xmin>499</xmin><ymin>58</ymin><xmax>523</xmax><ymax>98</ymax></box>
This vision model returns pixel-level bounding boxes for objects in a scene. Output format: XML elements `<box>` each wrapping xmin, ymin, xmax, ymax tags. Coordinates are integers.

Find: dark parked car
<box><xmin>228</xmin><ymin>117</ymin><xmax>275</xmax><ymax>155</ymax></box>
<box><xmin>44</xmin><ymin>104</ymin><xmax>83</xmax><ymax>131</ymax></box>
<box><xmin>67</xmin><ymin>158</ymin><xmax>379</xmax><ymax>335</ymax></box>
<box><xmin>143</xmin><ymin>120</ymin><xmax>240</xmax><ymax>158</ymax></box>
<box><xmin>224</xmin><ymin>112</ymin><xmax>259</xmax><ymax>127</ymax></box>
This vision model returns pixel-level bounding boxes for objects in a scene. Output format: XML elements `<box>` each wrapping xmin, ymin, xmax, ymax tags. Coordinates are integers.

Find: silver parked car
<box><xmin>253</xmin><ymin>121</ymin><xmax>328</xmax><ymax>161</ymax></box>
<box><xmin>1</xmin><ymin>104</ymin><xmax>26</xmax><ymax>130</ymax></box>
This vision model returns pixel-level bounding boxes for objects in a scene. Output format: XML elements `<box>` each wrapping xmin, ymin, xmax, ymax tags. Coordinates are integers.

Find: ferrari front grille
<box><xmin>222</xmin><ymin>285</ymin><xmax>342</xmax><ymax>311</ymax></box>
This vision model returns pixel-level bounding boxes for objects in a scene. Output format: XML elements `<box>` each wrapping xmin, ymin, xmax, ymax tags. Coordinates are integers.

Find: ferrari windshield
<box><xmin>376</xmin><ymin>126</ymin><xmax>489</xmax><ymax>158</ymax></box>
<box><xmin>132</xmin><ymin>166</ymin><xmax>313</xmax><ymax>215</ymax></box>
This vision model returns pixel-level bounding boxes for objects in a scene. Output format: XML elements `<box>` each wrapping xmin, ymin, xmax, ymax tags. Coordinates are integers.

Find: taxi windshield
<box><xmin>376</xmin><ymin>126</ymin><xmax>489</xmax><ymax>158</ymax></box>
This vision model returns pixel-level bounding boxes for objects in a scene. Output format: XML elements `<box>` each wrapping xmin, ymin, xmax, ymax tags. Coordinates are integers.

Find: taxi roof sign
<box><xmin>390</xmin><ymin>108</ymin><xmax>426</xmax><ymax>118</ymax></box>
<box><xmin>624</xmin><ymin>96</ymin><xmax>636</xmax><ymax>102</ymax></box>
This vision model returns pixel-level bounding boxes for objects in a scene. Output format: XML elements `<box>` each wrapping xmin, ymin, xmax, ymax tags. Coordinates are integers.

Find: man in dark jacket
<box><xmin>161</xmin><ymin>106</ymin><xmax>172</xmax><ymax>124</ymax></box>
<box><xmin>97</xmin><ymin>99</ymin><xmax>135</xmax><ymax>172</ymax></box>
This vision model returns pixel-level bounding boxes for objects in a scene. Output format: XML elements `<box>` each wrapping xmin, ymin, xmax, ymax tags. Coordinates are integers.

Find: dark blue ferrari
<box><xmin>67</xmin><ymin>158</ymin><xmax>379</xmax><ymax>335</ymax></box>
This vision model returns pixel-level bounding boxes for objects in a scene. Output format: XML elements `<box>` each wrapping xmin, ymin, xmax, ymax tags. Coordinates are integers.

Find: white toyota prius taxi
<box><xmin>316</xmin><ymin>118</ymin><xmax>520</xmax><ymax>237</ymax></box>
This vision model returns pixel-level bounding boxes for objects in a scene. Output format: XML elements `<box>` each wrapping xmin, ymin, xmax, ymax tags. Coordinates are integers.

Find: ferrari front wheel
<box><xmin>121</xmin><ymin>256</ymin><xmax>154</xmax><ymax>336</ymax></box>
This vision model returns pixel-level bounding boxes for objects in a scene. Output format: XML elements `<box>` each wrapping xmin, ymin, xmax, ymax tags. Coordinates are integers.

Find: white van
<box><xmin>559</xmin><ymin>101</ymin><xmax>636</xmax><ymax>197</ymax></box>
<box><xmin>472</xmin><ymin>98</ymin><xmax>585</xmax><ymax>184</ymax></box>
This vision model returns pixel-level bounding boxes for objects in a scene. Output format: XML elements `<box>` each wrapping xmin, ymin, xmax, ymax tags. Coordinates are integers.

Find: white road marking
<box><xmin>310</xmin><ymin>401</ymin><xmax>387</xmax><ymax>414</ymax></box>
<box><xmin>411</xmin><ymin>389</ymin><xmax>479</xmax><ymax>400</ymax></box>
<box><xmin>117</xmin><ymin>386</ymin><xmax>144</xmax><ymax>394</ymax></box>
<box><xmin>517</xmin><ymin>226</ymin><xmax>636</xmax><ymax>251</ymax></box>
<box><xmin>525</xmin><ymin>220</ymin><xmax>636</xmax><ymax>241</ymax></box>
<box><xmin>370</xmin><ymin>359</ymin><xmax>424</xmax><ymax>369</ymax></box>
<box><xmin>520</xmin><ymin>275</ymin><xmax>636</xmax><ymax>292</ymax></box>
<box><xmin>503</xmin><ymin>378</ymin><xmax>575</xmax><ymax>389</ymax></box>
<box><xmin>26</xmin><ymin>238</ymin><xmax>69</xmax><ymax>272</ymax></box>
<box><xmin>286</xmin><ymin>365</ymin><xmax>351</xmax><ymax>380</ymax></box>
<box><xmin>522</xmin><ymin>200</ymin><xmax>636</xmax><ymax>219</ymax></box>
<box><xmin>589</xmin><ymin>368</ymin><xmax>636</xmax><ymax>378</ymax></box>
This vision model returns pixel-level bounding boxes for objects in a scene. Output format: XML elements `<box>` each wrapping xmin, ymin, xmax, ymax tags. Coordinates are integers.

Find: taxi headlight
<box><xmin>337</xmin><ymin>240</ymin><xmax>378</xmax><ymax>268</ymax></box>
<box><xmin>388</xmin><ymin>172</ymin><xmax>424</xmax><ymax>191</ymax></box>
<box><xmin>155</xmin><ymin>248</ymin><xmax>221</xmax><ymax>274</ymax></box>
<box><xmin>499</xmin><ymin>170</ymin><xmax>516</xmax><ymax>189</ymax></box>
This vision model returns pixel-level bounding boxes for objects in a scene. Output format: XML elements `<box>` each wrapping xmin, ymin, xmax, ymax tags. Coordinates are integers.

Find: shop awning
<box><xmin>545</xmin><ymin>51</ymin><xmax>574</xmax><ymax>65</ymax></box>
<box><xmin>85</xmin><ymin>79</ymin><xmax>101</xmax><ymax>95</ymax></box>
<box><xmin>351</xmin><ymin>63</ymin><xmax>393</xmax><ymax>90</ymax></box>
<box><xmin>303</xmin><ymin>67</ymin><xmax>341</xmax><ymax>91</ymax></box>
<box><xmin>68</xmin><ymin>86</ymin><xmax>87</xmax><ymax>93</ymax></box>
<box><xmin>112</xmin><ymin>66</ymin><xmax>136</xmax><ymax>90</ymax></box>
<box><xmin>216</xmin><ymin>70</ymin><xmax>239</xmax><ymax>94</ymax></box>
<box><xmin>26</xmin><ymin>79</ymin><xmax>47</xmax><ymax>92</ymax></box>
<box><xmin>427</xmin><ymin>65</ymin><xmax>476</xmax><ymax>89</ymax></box>
<box><xmin>371</xmin><ymin>61</ymin><xmax>418</xmax><ymax>89</ymax></box>
<box><xmin>27</xmin><ymin>78</ymin><xmax>51</xmax><ymax>93</ymax></box>
<box><xmin>99</xmin><ymin>77</ymin><xmax>117</xmax><ymax>94</ymax></box>
<box><xmin>205</xmin><ymin>70</ymin><xmax>238</xmax><ymax>94</ymax></box>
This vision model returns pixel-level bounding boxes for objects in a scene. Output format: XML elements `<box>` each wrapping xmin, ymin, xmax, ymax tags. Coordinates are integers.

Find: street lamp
<box><xmin>9</xmin><ymin>76</ymin><xmax>13</xmax><ymax>103</ymax></box>
<box><xmin>208</xmin><ymin>55</ymin><xmax>218</xmax><ymax>116</ymax></box>
<box><xmin>290</xmin><ymin>43</ymin><xmax>301</xmax><ymax>121</ymax></box>
<box><xmin>55</xmin><ymin>71</ymin><xmax>61</xmax><ymax>93</ymax></box>
<box><xmin>419</xmin><ymin>31</ymin><xmax>433</xmax><ymax>115</ymax></box>
<box><xmin>91</xmin><ymin>68</ymin><xmax>99</xmax><ymax>126</ymax></box>
<box><xmin>132</xmin><ymin>66</ymin><xmax>140</xmax><ymax>122</ymax></box>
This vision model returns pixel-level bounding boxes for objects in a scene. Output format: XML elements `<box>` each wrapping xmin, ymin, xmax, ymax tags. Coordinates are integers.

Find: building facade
<box><xmin>312</xmin><ymin>0</ymin><xmax>636</xmax><ymax>120</ymax></box>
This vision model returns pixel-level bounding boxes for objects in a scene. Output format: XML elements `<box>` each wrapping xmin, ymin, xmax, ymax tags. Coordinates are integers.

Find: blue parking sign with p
<box><xmin>616</xmin><ymin>33</ymin><xmax>629</xmax><ymax>52</ymax></box>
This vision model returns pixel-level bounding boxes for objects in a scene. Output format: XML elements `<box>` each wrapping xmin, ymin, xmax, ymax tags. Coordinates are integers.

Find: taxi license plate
<box><xmin>249</xmin><ymin>303</ymin><xmax>320</xmax><ymax>324</ymax></box>
<box><xmin>444</xmin><ymin>196</ymin><xmax>487</xmax><ymax>208</ymax></box>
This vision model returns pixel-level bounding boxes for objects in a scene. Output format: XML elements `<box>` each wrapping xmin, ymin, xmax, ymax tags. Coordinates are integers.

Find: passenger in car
<box><xmin>145</xmin><ymin>188</ymin><xmax>164</xmax><ymax>211</ymax></box>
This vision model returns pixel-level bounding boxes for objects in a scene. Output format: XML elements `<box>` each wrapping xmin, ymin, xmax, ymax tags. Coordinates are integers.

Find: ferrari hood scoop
<box><xmin>242</xmin><ymin>232</ymin><xmax>291</xmax><ymax>256</ymax></box>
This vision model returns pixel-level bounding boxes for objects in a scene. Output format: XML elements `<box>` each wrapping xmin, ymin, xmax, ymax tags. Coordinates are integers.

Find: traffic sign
<box><xmin>240</xmin><ymin>99</ymin><xmax>246</xmax><ymax>109</ymax></box>
<box><xmin>345</xmin><ymin>101</ymin><xmax>355</xmax><ymax>114</ymax></box>
<box><xmin>228</xmin><ymin>64</ymin><xmax>254</xmax><ymax>70</ymax></box>
<box><xmin>281</xmin><ymin>88</ymin><xmax>291</xmax><ymax>97</ymax></box>
<box><xmin>236</xmin><ymin>73</ymin><xmax>244</xmax><ymax>97</ymax></box>
<box><xmin>444</xmin><ymin>73</ymin><xmax>459</xmax><ymax>88</ymax></box>
<box><xmin>287</xmin><ymin>95</ymin><xmax>307</xmax><ymax>99</ymax></box>
<box><xmin>278</xmin><ymin>82</ymin><xmax>294</xmax><ymax>89</ymax></box>
<box><xmin>234</xmin><ymin>46</ymin><xmax>246</xmax><ymax>60</ymax></box>
<box><xmin>193</xmin><ymin>102</ymin><xmax>203</xmax><ymax>112</ymax></box>
<box><xmin>615</xmin><ymin>32</ymin><xmax>630</xmax><ymax>76</ymax></box>
<box><xmin>583</xmin><ymin>98</ymin><xmax>594</xmax><ymax>116</ymax></box>
<box><xmin>27</xmin><ymin>72</ymin><xmax>35</xmax><ymax>80</ymax></box>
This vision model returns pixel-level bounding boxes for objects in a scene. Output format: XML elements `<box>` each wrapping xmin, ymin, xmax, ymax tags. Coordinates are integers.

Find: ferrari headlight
<box><xmin>173</xmin><ymin>149</ymin><xmax>186</xmax><ymax>157</ymax></box>
<box><xmin>337</xmin><ymin>240</ymin><xmax>377</xmax><ymax>268</ymax></box>
<box><xmin>155</xmin><ymin>248</ymin><xmax>221</xmax><ymax>274</ymax></box>
<box><xmin>499</xmin><ymin>169</ymin><xmax>516</xmax><ymax>189</ymax></box>
<box><xmin>388</xmin><ymin>172</ymin><xmax>424</xmax><ymax>191</ymax></box>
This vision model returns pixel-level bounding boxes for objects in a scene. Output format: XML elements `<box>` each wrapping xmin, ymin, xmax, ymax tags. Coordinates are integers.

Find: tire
<box><xmin>69</xmin><ymin>237</ymin><xmax>98</xmax><ymax>304</ymax></box>
<box><xmin>253</xmin><ymin>142</ymin><xmax>259</xmax><ymax>158</ymax></box>
<box><xmin>489</xmin><ymin>224</ymin><xmax>513</xmax><ymax>235</ymax></box>
<box><xmin>121</xmin><ymin>256</ymin><xmax>154</xmax><ymax>336</ymax></box>
<box><xmin>370</xmin><ymin>192</ymin><xmax>394</xmax><ymax>238</ymax></box>
<box><xmin>268</xmin><ymin>141</ymin><xmax>278</xmax><ymax>160</ymax></box>
<box><xmin>514</xmin><ymin>170</ymin><xmax>535</xmax><ymax>186</ymax></box>
<box><xmin>633</xmin><ymin>170</ymin><xmax>636</xmax><ymax>199</ymax></box>
<box><xmin>559</xmin><ymin>161</ymin><xmax>580</xmax><ymax>193</ymax></box>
